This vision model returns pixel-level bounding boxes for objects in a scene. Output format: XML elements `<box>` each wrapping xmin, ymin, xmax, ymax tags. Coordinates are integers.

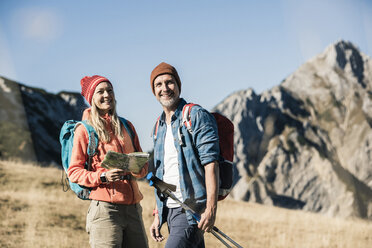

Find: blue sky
<box><xmin>0</xmin><ymin>0</ymin><xmax>371</xmax><ymax>152</ymax></box>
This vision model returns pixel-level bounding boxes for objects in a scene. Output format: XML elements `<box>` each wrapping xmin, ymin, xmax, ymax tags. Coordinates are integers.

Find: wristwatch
<box><xmin>100</xmin><ymin>172</ymin><xmax>107</xmax><ymax>183</ymax></box>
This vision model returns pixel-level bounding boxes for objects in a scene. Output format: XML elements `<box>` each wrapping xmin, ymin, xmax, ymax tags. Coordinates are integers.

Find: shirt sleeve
<box><xmin>190</xmin><ymin>107</ymin><xmax>220</xmax><ymax>165</ymax></box>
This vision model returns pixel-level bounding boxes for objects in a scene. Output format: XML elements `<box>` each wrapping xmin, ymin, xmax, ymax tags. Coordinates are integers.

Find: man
<box><xmin>149</xmin><ymin>62</ymin><xmax>220</xmax><ymax>248</ymax></box>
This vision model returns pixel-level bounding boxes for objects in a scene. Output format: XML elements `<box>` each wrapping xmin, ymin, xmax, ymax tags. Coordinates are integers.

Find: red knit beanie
<box><xmin>80</xmin><ymin>75</ymin><xmax>111</xmax><ymax>105</ymax></box>
<box><xmin>150</xmin><ymin>62</ymin><xmax>181</xmax><ymax>95</ymax></box>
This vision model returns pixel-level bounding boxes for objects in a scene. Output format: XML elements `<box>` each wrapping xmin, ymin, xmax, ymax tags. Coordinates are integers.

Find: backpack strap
<box><xmin>119</xmin><ymin>117</ymin><xmax>138</xmax><ymax>152</ymax></box>
<box><xmin>79</xmin><ymin>121</ymin><xmax>99</xmax><ymax>157</ymax></box>
<box><xmin>78</xmin><ymin>121</ymin><xmax>99</xmax><ymax>171</ymax></box>
<box><xmin>152</xmin><ymin>116</ymin><xmax>161</xmax><ymax>141</ymax></box>
<box><xmin>182</xmin><ymin>103</ymin><xmax>199</xmax><ymax>134</ymax></box>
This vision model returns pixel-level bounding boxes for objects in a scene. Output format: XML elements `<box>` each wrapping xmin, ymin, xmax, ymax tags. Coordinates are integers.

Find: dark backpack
<box><xmin>153</xmin><ymin>103</ymin><xmax>234</xmax><ymax>201</ymax></box>
<box><xmin>59</xmin><ymin>117</ymin><xmax>135</xmax><ymax>200</ymax></box>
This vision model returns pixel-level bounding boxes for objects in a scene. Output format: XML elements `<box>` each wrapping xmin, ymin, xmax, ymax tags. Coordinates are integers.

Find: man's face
<box><xmin>153</xmin><ymin>74</ymin><xmax>180</xmax><ymax>109</ymax></box>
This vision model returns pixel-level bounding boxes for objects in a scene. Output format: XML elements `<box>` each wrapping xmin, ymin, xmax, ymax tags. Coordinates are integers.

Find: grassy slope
<box><xmin>0</xmin><ymin>160</ymin><xmax>371</xmax><ymax>248</ymax></box>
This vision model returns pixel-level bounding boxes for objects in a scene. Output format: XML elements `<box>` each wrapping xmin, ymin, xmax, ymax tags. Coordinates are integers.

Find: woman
<box><xmin>68</xmin><ymin>75</ymin><xmax>148</xmax><ymax>248</ymax></box>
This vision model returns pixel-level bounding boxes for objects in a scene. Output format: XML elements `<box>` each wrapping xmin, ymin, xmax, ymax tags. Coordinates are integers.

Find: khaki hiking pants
<box><xmin>86</xmin><ymin>200</ymin><xmax>148</xmax><ymax>248</ymax></box>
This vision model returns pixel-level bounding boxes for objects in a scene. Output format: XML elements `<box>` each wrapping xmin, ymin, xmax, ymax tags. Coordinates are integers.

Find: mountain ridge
<box><xmin>213</xmin><ymin>40</ymin><xmax>372</xmax><ymax>219</ymax></box>
<box><xmin>0</xmin><ymin>76</ymin><xmax>87</xmax><ymax>165</ymax></box>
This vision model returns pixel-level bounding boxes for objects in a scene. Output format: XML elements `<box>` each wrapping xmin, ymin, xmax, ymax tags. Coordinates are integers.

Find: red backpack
<box><xmin>153</xmin><ymin>103</ymin><xmax>234</xmax><ymax>200</ymax></box>
<box><xmin>182</xmin><ymin>103</ymin><xmax>234</xmax><ymax>200</ymax></box>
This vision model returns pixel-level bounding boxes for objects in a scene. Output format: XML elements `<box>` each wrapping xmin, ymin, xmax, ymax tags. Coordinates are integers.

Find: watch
<box><xmin>100</xmin><ymin>172</ymin><xmax>107</xmax><ymax>183</ymax></box>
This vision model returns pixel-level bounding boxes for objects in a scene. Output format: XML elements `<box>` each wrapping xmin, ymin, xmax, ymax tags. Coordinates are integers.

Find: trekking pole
<box><xmin>147</xmin><ymin>172</ymin><xmax>244</xmax><ymax>248</ymax></box>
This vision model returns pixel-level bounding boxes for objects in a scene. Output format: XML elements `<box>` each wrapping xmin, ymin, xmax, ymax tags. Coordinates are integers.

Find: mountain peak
<box><xmin>322</xmin><ymin>40</ymin><xmax>367</xmax><ymax>88</ymax></box>
<box><xmin>214</xmin><ymin>41</ymin><xmax>372</xmax><ymax>220</ymax></box>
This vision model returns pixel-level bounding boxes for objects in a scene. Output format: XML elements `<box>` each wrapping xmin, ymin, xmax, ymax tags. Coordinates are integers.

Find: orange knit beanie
<box><xmin>150</xmin><ymin>62</ymin><xmax>181</xmax><ymax>95</ymax></box>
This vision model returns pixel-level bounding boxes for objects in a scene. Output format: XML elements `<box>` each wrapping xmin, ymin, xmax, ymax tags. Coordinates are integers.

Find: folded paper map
<box><xmin>101</xmin><ymin>151</ymin><xmax>150</xmax><ymax>173</ymax></box>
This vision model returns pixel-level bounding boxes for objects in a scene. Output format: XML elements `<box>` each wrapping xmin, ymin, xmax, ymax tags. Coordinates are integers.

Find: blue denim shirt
<box><xmin>153</xmin><ymin>98</ymin><xmax>220</xmax><ymax>226</ymax></box>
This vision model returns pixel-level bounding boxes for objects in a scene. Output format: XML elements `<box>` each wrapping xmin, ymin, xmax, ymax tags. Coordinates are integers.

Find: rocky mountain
<box><xmin>0</xmin><ymin>77</ymin><xmax>87</xmax><ymax>165</ymax></box>
<box><xmin>213</xmin><ymin>40</ymin><xmax>372</xmax><ymax>219</ymax></box>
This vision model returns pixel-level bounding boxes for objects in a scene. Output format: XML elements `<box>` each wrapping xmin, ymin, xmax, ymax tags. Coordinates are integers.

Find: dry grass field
<box><xmin>1</xmin><ymin>160</ymin><xmax>372</xmax><ymax>248</ymax></box>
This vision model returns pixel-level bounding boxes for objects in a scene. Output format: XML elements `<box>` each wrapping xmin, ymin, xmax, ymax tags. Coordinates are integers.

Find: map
<box><xmin>101</xmin><ymin>151</ymin><xmax>150</xmax><ymax>173</ymax></box>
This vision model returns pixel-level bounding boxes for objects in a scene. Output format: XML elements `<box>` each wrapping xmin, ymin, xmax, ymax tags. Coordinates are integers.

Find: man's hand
<box><xmin>150</xmin><ymin>214</ymin><xmax>164</xmax><ymax>242</ymax></box>
<box><xmin>198</xmin><ymin>206</ymin><xmax>217</xmax><ymax>232</ymax></box>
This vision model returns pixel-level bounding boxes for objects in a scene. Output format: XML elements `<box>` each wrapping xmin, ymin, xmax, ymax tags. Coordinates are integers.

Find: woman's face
<box><xmin>92</xmin><ymin>82</ymin><xmax>115</xmax><ymax>115</ymax></box>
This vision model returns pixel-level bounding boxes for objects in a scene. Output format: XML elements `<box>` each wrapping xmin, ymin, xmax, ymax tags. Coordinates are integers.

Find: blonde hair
<box><xmin>87</xmin><ymin>100</ymin><xmax>124</xmax><ymax>143</ymax></box>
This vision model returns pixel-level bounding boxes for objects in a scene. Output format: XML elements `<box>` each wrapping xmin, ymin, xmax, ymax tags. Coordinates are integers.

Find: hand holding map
<box><xmin>101</xmin><ymin>151</ymin><xmax>150</xmax><ymax>174</ymax></box>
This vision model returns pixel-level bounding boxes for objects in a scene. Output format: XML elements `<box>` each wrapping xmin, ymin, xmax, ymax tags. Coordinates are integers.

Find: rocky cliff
<box><xmin>0</xmin><ymin>77</ymin><xmax>87</xmax><ymax>165</ymax></box>
<box><xmin>213</xmin><ymin>40</ymin><xmax>372</xmax><ymax>219</ymax></box>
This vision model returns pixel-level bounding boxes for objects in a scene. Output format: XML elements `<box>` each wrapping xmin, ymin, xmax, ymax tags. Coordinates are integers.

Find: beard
<box><xmin>159</xmin><ymin>95</ymin><xmax>179</xmax><ymax>108</ymax></box>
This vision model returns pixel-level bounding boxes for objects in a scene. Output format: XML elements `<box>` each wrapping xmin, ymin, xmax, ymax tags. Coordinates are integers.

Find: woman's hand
<box><xmin>150</xmin><ymin>214</ymin><xmax>164</xmax><ymax>242</ymax></box>
<box><xmin>105</xmin><ymin>169</ymin><xmax>126</xmax><ymax>182</ymax></box>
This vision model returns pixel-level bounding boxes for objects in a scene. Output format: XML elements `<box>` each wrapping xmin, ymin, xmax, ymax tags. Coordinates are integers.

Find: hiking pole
<box><xmin>147</xmin><ymin>172</ymin><xmax>244</xmax><ymax>248</ymax></box>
